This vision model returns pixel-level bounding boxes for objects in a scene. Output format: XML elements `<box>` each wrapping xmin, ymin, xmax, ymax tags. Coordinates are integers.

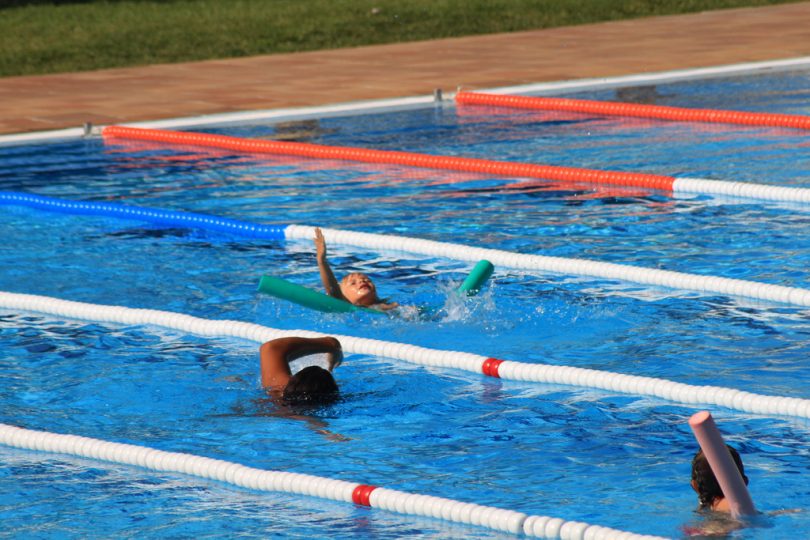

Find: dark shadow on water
<box><xmin>215</xmin><ymin>394</ymin><xmax>353</xmax><ymax>443</ymax></box>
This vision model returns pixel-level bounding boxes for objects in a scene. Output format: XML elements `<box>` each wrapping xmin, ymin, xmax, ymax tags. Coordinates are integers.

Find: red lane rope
<box><xmin>456</xmin><ymin>91</ymin><xmax>810</xmax><ymax>131</ymax></box>
<box><xmin>102</xmin><ymin>126</ymin><xmax>675</xmax><ymax>191</ymax></box>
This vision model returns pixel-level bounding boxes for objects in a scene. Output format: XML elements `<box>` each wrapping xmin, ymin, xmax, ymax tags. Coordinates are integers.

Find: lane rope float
<box><xmin>286</xmin><ymin>225</ymin><xmax>810</xmax><ymax>308</ymax></box>
<box><xmin>2</xmin><ymin>290</ymin><xmax>810</xmax><ymax>420</ymax></box>
<box><xmin>0</xmin><ymin>190</ymin><xmax>285</xmax><ymax>239</ymax></box>
<box><xmin>101</xmin><ymin>125</ymin><xmax>810</xmax><ymax>203</ymax></box>
<box><xmin>0</xmin><ymin>422</ymin><xmax>666</xmax><ymax>540</ymax></box>
<box><xmin>456</xmin><ymin>91</ymin><xmax>810</xmax><ymax>131</ymax></box>
<box><xmin>102</xmin><ymin>125</ymin><xmax>675</xmax><ymax>192</ymax></box>
<box><xmin>3</xmin><ymin>191</ymin><xmax>810</xmax><ymax>308</ymax></box>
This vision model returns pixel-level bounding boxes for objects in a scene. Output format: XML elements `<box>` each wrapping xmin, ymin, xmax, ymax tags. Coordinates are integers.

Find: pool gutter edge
<box><xmin>2</xmin><ymin>55</ymin><xmax>810</xmax><ymax>147</ymax></box>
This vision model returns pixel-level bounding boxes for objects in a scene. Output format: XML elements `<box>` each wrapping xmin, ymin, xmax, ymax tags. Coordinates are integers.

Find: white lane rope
<box><xmin>0</xmin><ymin>423</ymin><xmax>667</xmax><ymax>539</ymax></box>
<box><xmin>1</xmin><ymin>290</ymin><xmax>808</xmax><ymax>420</ymax></box>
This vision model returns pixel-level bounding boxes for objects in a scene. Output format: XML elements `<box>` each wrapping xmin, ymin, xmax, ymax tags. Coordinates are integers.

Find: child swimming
<box><xmin>257</xmin><ymin>335</ymin><xmax>350</xmax><ymax>442</ymax></box>
<box><xmin>314</xmin><ymin>227</ymin><xmax>399</xmax><ymax>312</ymax></box>
<box><xmin>682</xmin><ymin>445</ymin><xmax>750</xmax><ymax>537</ymax></box>
<box><xmin>260</xmin><ymin>335</ymin><xmax>343</xmax><ymax>405</ymax></box>
<box><xmin>691</xmin><ymin>445</ymin><xmax>749</xmax><ymax>513</ymax></box>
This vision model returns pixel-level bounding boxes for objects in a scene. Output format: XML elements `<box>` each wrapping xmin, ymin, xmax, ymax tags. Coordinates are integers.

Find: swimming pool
<box><xmin>2</xmin><ymin>65</ymin><xmax>810</xmax><ymax>538</ymax></box>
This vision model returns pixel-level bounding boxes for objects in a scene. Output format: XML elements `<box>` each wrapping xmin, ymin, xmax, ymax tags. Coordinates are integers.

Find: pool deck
<box><xmin>2</xmin><ymin>2</ymin><xmax>810</xmax><ymax>136</ymax></box>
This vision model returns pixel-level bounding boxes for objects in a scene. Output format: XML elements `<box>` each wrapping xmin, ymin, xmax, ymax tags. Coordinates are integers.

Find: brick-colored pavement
<box><xmin>2</xmin><ymin>3</ymin><xmax>809</xmax><ymax>135</ymax></box>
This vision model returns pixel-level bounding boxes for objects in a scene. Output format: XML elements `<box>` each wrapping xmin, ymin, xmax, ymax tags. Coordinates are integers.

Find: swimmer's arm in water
<box><xmin>260</xmin><ymin>336</ymin><xmax>343</xmax><ymax>390</ymax></box>
<box><xmin>314</xmin><ymin>228</ymin><xmax>346</xmax><ymax>301</ymax></box>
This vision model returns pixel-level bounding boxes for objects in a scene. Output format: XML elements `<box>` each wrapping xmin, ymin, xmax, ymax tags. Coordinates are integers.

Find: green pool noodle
<box><xmin>257</xmin><ymin>275</ymin><xmax>383</xmax><ymax>314</ymax></box>
<box><xmin>457</xmin><ymin>260</ymin><xmax>494</xmax><ymax>296</ymax></box>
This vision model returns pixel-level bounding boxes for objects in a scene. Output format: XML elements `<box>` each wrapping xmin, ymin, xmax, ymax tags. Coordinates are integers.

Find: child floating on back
<box><xmin>314</xmin><ymin>227</ymin><xmax>399</xmax><ymax>312</ymax></box>
<box><xmin>258</xmin><ymin>228</ymin><xmax>491</xmax><ymax>316</ymax></box>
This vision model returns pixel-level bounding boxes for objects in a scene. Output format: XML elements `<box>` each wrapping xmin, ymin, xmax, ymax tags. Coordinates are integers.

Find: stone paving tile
<box><xmin>1</xmin><ymin>3</ymin><xmax>809</xmax><ymax>135</ymax></box>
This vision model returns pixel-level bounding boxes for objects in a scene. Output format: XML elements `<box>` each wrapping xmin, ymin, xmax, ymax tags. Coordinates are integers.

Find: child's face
<box><xmin>340</xmin><ymin>273</ymin><xmax>378</xmax><ymax>306</ymax></box>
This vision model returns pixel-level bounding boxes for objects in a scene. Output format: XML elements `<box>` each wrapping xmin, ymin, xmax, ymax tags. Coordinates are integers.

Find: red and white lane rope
<box><xmin>103</xmin><ymin>126</ymin><xmax>810</xmax><ymax>204</ymax></box>
<box><xmin>0</xmin><ymin>423</ymin><xmax>666</xmax><ymax>539</ymax></box>
<box><xmin>286</xmin><ymin>226</ymin><xmax>810</xmax><ymax>308</ymax></box>
<box><xmin>1</xmin><ymin>290</ymin><xmax>809</xmax><ymax>420</ymax></box>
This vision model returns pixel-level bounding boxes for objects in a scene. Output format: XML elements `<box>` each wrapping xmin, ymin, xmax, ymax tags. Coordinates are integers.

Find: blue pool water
<box><xmin>2</xmin><ymin>68</ymin><xmax>810</xmax><ymax>538</ymax></box>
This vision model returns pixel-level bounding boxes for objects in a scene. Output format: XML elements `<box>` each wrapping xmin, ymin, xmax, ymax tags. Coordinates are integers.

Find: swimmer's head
<box><xmin>691</xmin><ymin>445</ymin><xmax>748</xmax><ymax>510</ymax></box>
<box><xmin>340</xmin><ymin>272</ymin><xmax>378</xmax><ymax>306</ymax></box>
<box><xmin>282</xmin><ymin>366</ymin><xmax>339</xmax><ymax>405</ymax></box>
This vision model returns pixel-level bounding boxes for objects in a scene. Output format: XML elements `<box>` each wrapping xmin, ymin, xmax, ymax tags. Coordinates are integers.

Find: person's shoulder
<box><xmin>371</xmin><ymin>301</ymin><xmax>399</xmax><ymax>311</ymax></box>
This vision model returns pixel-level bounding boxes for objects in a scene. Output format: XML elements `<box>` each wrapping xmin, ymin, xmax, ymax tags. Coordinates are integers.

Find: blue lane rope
<box><xmin>0</xmin><ymin>191</ymin><xmax>287</xmax><ymax>240</ymax></box>
<box><xmin>11</xmin><ymin>191</ymin><xmax>810</xmax><ymax>309</ymax></box>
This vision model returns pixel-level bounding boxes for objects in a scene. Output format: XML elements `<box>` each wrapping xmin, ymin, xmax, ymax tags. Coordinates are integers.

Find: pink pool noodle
<box><xmin>688</xmin><ymin>411</ymin><xmax>756</xmax><ymax>518</ymax></box>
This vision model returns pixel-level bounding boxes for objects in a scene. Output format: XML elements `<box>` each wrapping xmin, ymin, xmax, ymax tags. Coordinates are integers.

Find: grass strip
<box><xmin>0</xmin><ymin>0</ymin><xmax>802</xmax><ymax>77</ymax></box>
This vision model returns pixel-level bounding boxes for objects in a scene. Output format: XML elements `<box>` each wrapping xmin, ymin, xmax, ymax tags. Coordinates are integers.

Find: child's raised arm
<box><xmin>314</xmin><ymin>228</ymin><xmax>345</xmax><ymax>301</ymax></box>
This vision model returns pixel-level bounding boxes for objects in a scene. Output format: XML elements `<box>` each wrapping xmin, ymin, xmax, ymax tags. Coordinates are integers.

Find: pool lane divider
<box><xmin>2</xmin><ymin>290</ymin><xmax>810</xmax><ymax>421</ymax></box>
<box><xmin>102</xmin><ymin>125</ymin><xmax>674</xmax><ymax>191</ymax></box>
<box><xmin>456</xmin><ymin>91</ymin><xmax>810</xmax><ymax>131</ymax></box>
<box><xmin>4</xmin><ymin>191</ymin><xmax>810</xmax><ymax>308</ymax></box>
<box><xmin>0</xmin><ymin>423</ymin><xmax>666</xmax><ymax>540</ymax></box>
<box><xmin>285</xmin><ymin>225</ymin><xmax>810</xmax><ymax>308</ymax></box>
<box><xmin>101</xmin><ymin>125</ymin><xmax>810</xmax><ymax>204</ymax></box>
<box><xmin>0</xmin><ymin>191</ymin><xmax>286</xmax><ymax>239</ymax></box>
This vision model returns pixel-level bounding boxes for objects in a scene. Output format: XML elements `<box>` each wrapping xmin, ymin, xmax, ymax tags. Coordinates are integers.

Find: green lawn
<box><xmin>0</xmin><ymin>0</ymin><xmax>802</xmax><ymax>77</ymax></box>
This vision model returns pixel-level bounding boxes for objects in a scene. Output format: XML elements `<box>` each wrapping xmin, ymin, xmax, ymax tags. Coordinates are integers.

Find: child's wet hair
<box><xmin>691</xmin><ymin>445</ymin><xmax>748</xmax><ymax>509</ymax></box>
<box><xmin>282</xmin><ymin>366</ymin><xmax>339</xmax><ymax>405</ymax></box>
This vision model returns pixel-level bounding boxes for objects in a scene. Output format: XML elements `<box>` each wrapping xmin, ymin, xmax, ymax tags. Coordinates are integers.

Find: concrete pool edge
<box><xmin>2</xmin><ymin>55</ymin><xmax>810</xmax><ymax>148</ymax></box>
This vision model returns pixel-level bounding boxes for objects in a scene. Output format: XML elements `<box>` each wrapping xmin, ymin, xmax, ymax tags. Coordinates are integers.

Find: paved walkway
<box><xmin>2</xmin><ymin>3</ymin><xmax>810</xmax><ymax>136</ymax></box>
